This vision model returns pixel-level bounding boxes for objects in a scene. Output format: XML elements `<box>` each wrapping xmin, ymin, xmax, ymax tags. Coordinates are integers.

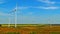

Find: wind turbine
<box><xmin>8</xmin><ymin>4</ymin><xmax>18</xmax><ymax>27</ymax></box>
<box><xmin>8</xmin><ymin>13</ymin><xmax>11</xmax><ymax>27</ymax></box>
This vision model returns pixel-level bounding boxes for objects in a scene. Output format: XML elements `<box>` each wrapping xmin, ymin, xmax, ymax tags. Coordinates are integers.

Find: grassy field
<box><xmin>1</xmin><ymin>24</ymin><xmax>46</xmax><ymax>26</ymax></box>
<box><xmin>0</xmin><ymin>24</ymin><xmax>60</xmax><ymax>34</ymax></box>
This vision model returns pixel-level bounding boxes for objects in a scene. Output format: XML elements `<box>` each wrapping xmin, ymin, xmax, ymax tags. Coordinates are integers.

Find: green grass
<box><xmin>50</xmin><ymin>32</ymin><xmax>60</xmax><ymax>34</ymax></box>
<box><xmin>1</xmin><ymin>24</ymin><xmax>48</xmax><ymax>27</ymax></box>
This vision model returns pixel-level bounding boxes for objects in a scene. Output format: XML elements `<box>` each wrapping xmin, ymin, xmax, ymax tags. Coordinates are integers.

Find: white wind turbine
<box><xmin>8</xmin><ymin>4</ymin><xmax>18</xmax><ymax>27</ymax></box>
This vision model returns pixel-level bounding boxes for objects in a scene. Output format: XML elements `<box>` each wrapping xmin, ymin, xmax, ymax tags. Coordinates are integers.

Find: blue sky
<box><xmin>0</xmin><ymin>0</ymin><xmax>60</xmax><ymax>24</ymax></box>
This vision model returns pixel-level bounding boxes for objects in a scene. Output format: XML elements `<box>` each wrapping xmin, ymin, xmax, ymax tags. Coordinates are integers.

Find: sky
<box><xmin>0</xmin><ymin>0</ymin><xmax>60</xmax><ymax>24</ymax></box>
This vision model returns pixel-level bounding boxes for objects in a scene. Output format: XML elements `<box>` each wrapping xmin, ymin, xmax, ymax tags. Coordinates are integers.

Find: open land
<box><xmin>0</xmin><ymin>24</ymin><xmax>60</xmax><ymax>34</ymax></box>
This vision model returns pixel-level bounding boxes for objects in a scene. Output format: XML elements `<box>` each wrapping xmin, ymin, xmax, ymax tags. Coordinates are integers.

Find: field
<box><xmin>0</xmin><ymin>24</ymin><xmax>60</xmax><ymax>34</ymax></box>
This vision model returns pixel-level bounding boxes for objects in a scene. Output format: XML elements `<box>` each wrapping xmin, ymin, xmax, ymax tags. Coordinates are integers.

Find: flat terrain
<box><xmin>0</xmin><ymin>24</ymin><xmax>60</xmax><ymax>34</ymax></box>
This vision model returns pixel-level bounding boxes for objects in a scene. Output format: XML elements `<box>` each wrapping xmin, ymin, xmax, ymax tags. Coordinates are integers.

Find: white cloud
<box><xmin>0</xmin><ymin>12</ymin><xmax>12</xmax><ymax>16</ymax></box>
<box><xmin>35</xmin><ymin>6</ymin><xmax>60</xmax><ymax>10</ymax></box>
<box><xmin>18</xmin><ymin>7</ymin><xmax>29</xmax><ymax>10</ymax></box>
<box><xmin>38</xmin><ymin>0</ymin><xmax>56</xmax><ymax>4</ymax></box>
<box><xmin>14</xmin><ymin>6</ymin><xmax>60</xmax><ymax>10</ymax></box>
<box><xmin>28</xmin><ymin>12</ymin><xmax>33</xmax><ymax>15</ymax></box>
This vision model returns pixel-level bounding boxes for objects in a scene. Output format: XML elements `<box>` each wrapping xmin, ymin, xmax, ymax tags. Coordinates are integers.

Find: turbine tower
<box><xmin>8</xmin><ymin>13</ymin><xmax>11</xmax><ymax>27</ymax></box>
<box><xmin>15</xmin><ymin>3</ymin><xmax>17</xmax><ymax>27</ymax></box>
